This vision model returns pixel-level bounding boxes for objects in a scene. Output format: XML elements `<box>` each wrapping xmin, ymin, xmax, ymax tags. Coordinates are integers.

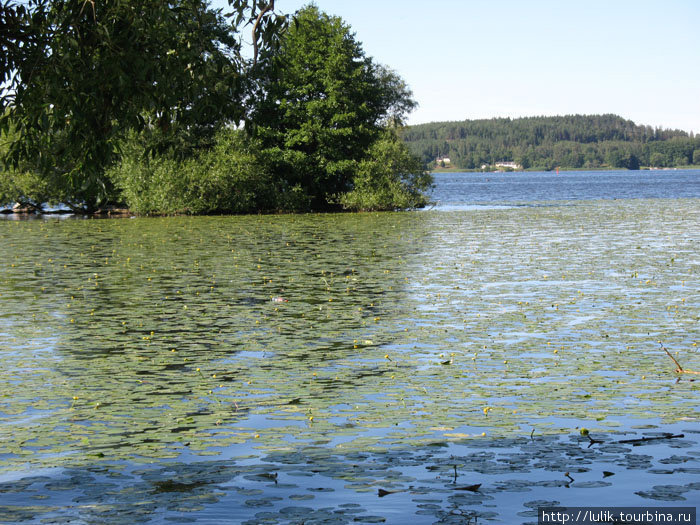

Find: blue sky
<box><xmin>215</xmin><ymin>0</ymin><xmax>700</xmax><ymax>132</ymax></box>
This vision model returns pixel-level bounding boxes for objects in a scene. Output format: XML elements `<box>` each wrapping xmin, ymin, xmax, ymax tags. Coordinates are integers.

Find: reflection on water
<box><xmin>0</xmin><ymin>426</ymin><xmax>698</xmax><ymax>524</ymax></box>
<box><xmin>1</xmin><ymin>195</ymin><xmax>699</xmax><ymax>522</ymax></box>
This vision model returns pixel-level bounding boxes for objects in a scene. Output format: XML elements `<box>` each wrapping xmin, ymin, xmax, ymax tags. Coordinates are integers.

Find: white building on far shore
<box><xmin>495</xmin><ymin>161</ymin><xmax>520</xmax><ymax>170</ymax></box>
<box><xmin>481</xmin><ymin>161</ymin><xmax>522</xmax><ymax>170</ymax></box>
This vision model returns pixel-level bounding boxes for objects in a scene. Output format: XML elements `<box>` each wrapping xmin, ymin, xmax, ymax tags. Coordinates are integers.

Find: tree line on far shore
<box><xmin>401</xmin><ymin>114</ymin><xmax>700</xmax><ymax>171</ymax></box>
<box><xmin>1</xmin><ymin>2</ymin><xmax>432</xmax><ymax>214</ymax></box>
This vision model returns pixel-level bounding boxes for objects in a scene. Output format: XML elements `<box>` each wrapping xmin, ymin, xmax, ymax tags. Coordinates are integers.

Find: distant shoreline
<box><xmin>405</xmin><ymin>115</ymin><xmax>699</xmax><ymax>175</ymax></box>
<box><xmin>430</xmin><ymin>165</ymin><xmax>700</xmax><ymax>174</ymax></box>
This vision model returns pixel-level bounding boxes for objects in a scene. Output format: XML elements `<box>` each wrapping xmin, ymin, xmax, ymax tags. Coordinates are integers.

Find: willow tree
<box><xmin>0</xmin><ymin>0</ymin><xmax>285</xmax><ymax>212</ymax></box>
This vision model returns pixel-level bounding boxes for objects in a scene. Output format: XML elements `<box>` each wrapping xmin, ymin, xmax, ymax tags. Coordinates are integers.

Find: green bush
<box><xmin>109</xmin><ymin>129</ymin><xmax>308</xmax><ymax>215</ymax></box>
<box><xmin>0</xmin><ymin>168</ymin><xmax>55</xmax><ymax>210</ymax></box>
<box><xmin>339</xmin><ymin>131</ymin><xmax>433</xmax><ymax>211</ymax></box>
<box><xmin>0</xmin><ymin>124</ymin><xmax>54</xmax><ymax>210</ymax></box>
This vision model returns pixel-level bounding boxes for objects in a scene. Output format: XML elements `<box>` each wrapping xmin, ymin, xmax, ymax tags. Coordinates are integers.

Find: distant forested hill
<box><xmin>400</xmin><ymin>114</ymin><xmax>700</xmax><ymax>170</ymax></box>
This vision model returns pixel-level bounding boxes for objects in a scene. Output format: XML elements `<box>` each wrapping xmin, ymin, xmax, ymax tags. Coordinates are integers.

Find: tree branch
<box><xmin>660</xmin><ymin>343</ymin><xmax>700</xmax><ymax>375</ymax></box>
<box><xmin>251</xmin><ymin>0</ymin><xmax>273</xmax><ymax>65</ymax></box>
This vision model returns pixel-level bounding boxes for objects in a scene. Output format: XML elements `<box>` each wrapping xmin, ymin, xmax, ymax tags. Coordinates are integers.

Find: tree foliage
<box><xmin>1</xmin><ymin>0</ymin><xmax>283</xmax><ymax>211</ymax></box>
<box><xmin>0</xmin><ymin>119</ymin><xmax>53</xmax><ymax>210</ymax></box>
<box><xmin>1</xmin><ymin>1</ymin><xmax>431</xmax><ymax>214</ymax></box>
<box><xmin>251</xmin><ymin>5</ymin><xmax>421</xmax><ymax>209</ymax></box>
<box><xmin>339</xmin><ymin>130</ymin><xmax>433</xmax><ymax>211</ymax></box>
<box><xmin>402</xmin><ymin>115</ymin><xmax>700</xmax><ymax>170</ymax></box>
<box><xmin>109</xmin><ymin>128</ymin><xmax>313</xmax><ymax>214</ymax></box>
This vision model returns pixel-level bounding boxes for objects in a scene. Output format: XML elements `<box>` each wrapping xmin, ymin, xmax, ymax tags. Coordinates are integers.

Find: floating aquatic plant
<box><xmin>0</xmin><ymin>199</ymin><xmax>698</xmax><ymax>521</ymax></box>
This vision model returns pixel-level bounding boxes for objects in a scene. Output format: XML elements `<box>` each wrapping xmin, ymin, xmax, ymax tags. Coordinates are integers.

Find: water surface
<box><xmin>1</xmin><ymin>171</ymin><xmax>699</xmax><ymax>523</ymax></box>
<box><xmin>429</xmin><ymin>169</ymin><xmax>700</xmax><ymax>208</ymax></box>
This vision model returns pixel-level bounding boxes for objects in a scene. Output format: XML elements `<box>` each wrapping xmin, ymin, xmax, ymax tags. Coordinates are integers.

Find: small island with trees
<box><xmin>1</xmin><ymin>2</ymin><xmax>431</xmax><ymax>215</ymax></box>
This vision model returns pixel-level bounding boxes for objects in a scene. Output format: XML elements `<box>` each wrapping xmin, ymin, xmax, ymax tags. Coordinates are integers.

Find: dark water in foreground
<box><xmin>0</xmin><ymin>171</ymin><xmax>698</xmax><ymax>523</ymax></box>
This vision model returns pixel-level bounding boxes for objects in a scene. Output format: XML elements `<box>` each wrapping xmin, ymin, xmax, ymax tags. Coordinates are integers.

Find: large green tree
<box><xmin>1</xmin><ymin>0</ymin><xmax>284</xmax><ymax>212</ymax></box>
<box><xmin>251</xmin><ymin>5</ymin><xmax>419</xmax><ymax>210</ymax></box>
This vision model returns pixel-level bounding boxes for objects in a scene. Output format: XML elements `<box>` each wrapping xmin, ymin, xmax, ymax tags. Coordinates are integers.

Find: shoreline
<box><xmin>430</xmin><ymin>165</ymin><xmax>700</xmax><ymax>174</ymax></box>
<box><xmin>3</xmin><ymin>167</ymin><xmax>699</xmax><ymax>217</ymax></box>
<box><xmin>0</xmin><ymin>207</ymin><xmax>132</xmax><ymax>217</ymax></box>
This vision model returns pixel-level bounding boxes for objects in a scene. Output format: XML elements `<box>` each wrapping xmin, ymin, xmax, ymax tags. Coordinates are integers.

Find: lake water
<box><xmin>429</xmin><ymin>169</ymin><xmax>700</xmax><ymax>208</ymax></box>
<box><xmin>1</xmin><ymin>170</ymin><xmax>699</xmax><ymax>523</ymax></box>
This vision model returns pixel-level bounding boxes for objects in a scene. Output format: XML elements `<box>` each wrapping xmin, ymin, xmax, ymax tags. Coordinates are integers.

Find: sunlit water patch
<box><xmin>0</xmin><ymin>198</ymin><xmax>698</xmax><ymax>522</ymax></box>
<box><xmin>428</xmin><ymin>170</ymin><xmax>700</xmax><ymax>208</ymax></box>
